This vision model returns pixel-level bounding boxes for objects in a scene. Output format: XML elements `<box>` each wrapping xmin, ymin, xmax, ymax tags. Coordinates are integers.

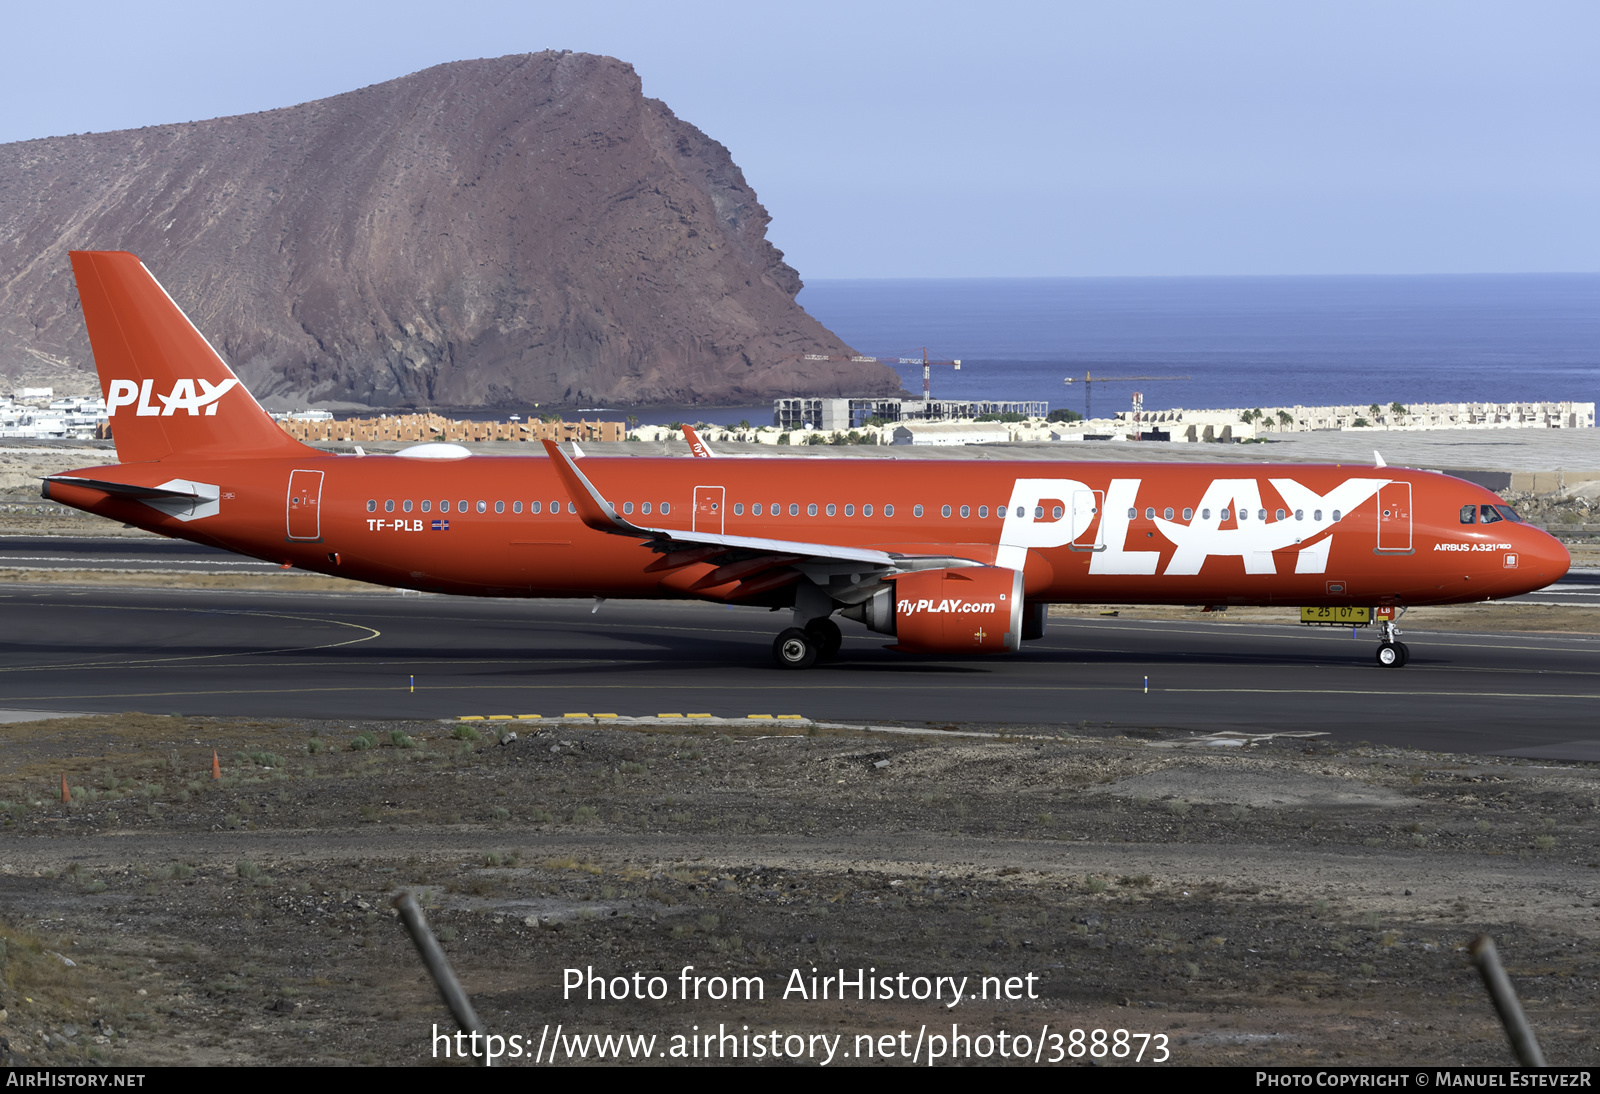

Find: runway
<box><xmin>4</xmin><ymin>572</ymin><xmax>1599</xmax><ymax>756</ymax></box>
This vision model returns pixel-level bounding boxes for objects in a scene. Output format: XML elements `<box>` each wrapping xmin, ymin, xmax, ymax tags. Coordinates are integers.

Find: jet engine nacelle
<box><xmin>849</xmin><ymin>566</ymin><xmax>1023</xmax><ymax>654</ymax></box>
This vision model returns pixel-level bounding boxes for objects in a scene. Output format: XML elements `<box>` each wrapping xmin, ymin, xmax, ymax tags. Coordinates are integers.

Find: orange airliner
<box><xmin>43</xmin><ymin>252</ymin><xmax>1570</xmax><ymax>669</ymax></box>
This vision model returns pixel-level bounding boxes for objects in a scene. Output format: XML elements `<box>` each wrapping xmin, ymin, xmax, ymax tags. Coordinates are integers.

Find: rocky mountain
<box><xmin>0</xmin><ymin>52</ymin><xmax>900</xmax><ymax>409</ymax></box>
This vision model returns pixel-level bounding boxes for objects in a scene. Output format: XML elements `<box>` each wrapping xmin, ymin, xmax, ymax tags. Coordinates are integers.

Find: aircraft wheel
<box><xmin>805</xmin><ymin>618</ymin><xmax>843</xmax><ymax>661</ymax></box>
<box><xmin>1376</xmin><ymin>642</ymin><xmax>1402</xmax><ymax>668</ymax></box>
<box><xmin>773</xmin><ymin>628</ymin><xmax>818</xmax><ymax>670</ymax></box>
<box><xmin>1395</xmin><ymin>641</ymin><xmax>1410</xmax><ymax>667</ymax></box>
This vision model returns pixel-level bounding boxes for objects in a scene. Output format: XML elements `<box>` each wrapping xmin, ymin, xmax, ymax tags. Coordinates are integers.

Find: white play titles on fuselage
<box><xmin>996</xmin><ymin>475</ymin><xmax>1390</xmax><ymax>577</ymax></box>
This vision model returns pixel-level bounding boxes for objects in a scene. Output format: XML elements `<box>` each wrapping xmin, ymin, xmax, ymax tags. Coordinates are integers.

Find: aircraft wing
<box><xmin>541</xmin><ymin>440</ymin><xmax>894</xmax><ymax>568</ymax></box>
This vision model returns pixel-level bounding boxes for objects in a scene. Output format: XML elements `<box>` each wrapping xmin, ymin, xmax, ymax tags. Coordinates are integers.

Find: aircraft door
<box><xmin>1376</xmin><ymin>482</ymin><xmax>1412</xmax><ymax>553</ymax></box>
<box><xmin>286</xmin><ymin>469</ymin><xmax>325</xmax><ymax>541</ymax></box>
<box><xmin>1070</xmin><ymin>489</ymin><xmax>1104</xmax><ymax>550</ymax></box>
<box><xmin>693</xmin><ymin>486</ymin><xmax>725</xmax><ymax>534</ymax></box>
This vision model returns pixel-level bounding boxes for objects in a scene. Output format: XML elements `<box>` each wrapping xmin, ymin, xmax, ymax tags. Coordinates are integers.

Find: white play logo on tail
<box><xmin>107</xmin><ymin>378</ymin><xmax>240</xmax><ymax>416</ymax></box>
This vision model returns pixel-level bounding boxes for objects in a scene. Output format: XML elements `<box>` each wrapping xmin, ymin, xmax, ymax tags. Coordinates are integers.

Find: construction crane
<box><xmin>801</xmin><ymin>347</ymin><xmax>961</xmax><ymax>400</ymax></box>
<box><xmin>1063</xmin><ymin>372</ymin><xmax>1190</xmax><ymax>420</ymax></box>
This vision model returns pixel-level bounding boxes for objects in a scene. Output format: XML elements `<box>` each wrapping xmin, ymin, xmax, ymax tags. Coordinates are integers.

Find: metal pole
<box><xmin>393</xmin><ymin>891</ymin><xmax>493</xmax><ymax>1066</ymax></box>
<box><xmin>1468</xmin><ymin>934</ymin><xmax>1546</xmax><ymax>1067</ymax></box>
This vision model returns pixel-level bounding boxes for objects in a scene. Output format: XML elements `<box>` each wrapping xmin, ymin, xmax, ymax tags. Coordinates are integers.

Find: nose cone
<box><xmin>1511</xmin><ymin>527</ymin><xmax>1571</xmax><ymax>594</ymax></box>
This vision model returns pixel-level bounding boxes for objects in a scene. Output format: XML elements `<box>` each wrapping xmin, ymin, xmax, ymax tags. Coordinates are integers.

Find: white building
<box><xmin>891</xmin><ymin>421</ymin><xmax>1011</xmax><ymax>446</ymax></box>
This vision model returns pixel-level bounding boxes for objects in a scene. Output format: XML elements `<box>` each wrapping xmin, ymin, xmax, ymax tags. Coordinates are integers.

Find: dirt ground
<box><xmin>0</xmin><ymin>712</ymin><xmax>1595</xmax><ymax>1067</ymax></box>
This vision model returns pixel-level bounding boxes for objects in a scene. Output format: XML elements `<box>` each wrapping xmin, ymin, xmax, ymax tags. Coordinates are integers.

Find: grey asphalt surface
<box><xmin>0</xmin><ymin>534</ymin><xmax>280</xmax><ymax>574</ymax></box>
<box><xmin>3</xmin><ymin>569</ymin><xmax>1598</xmax><ymax>757</ymax></box>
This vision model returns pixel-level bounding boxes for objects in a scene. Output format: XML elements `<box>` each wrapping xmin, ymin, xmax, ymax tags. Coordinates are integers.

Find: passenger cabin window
<box><xmin>422</xmin><ymin>500</ymin><xmax>432</xmax><ymax>513</ymax></box>
<box><xmin>1221</xmin><ymin>508</ymin><xmax>1230</xmax><ymax>521</ymax></box>
<box><xmin>512</xmin><ymin>501</ymin><xmax>521</xmax><ymax>514</ymax></box>
<box><xmin>1182</xmin><ymin>508</ymin><xmax>1193</xmax><ymax>520</ymax></box>
<box><xmin>809</xmin><ymin>504</ymin><xmax>818</xmax><ymax>516</ymax></box>
<box><xmin>641</xmin><ymin>502</ymin><xmax>651</xmax><ymax>515</ymax></box>
<box><xmin>1275</xmin><ymin>509</ymin><xmax>1285</xmax><ymax>521</ymax></box>
<box><xmin>495</xmin><ymin>501</ymin><xmax>504</xmax><ymax>514</ymax></box>
<box><xmin>1332</xmin><ymin>509</ymin><xmax>1341</xmax><ymax>521</ymax></box>
<box><xmin>884</xmin><ymin>504</ymin><xmax>894</xmax><ymax>517</ymax></box>
<box><xmin>865</xmin><ymin>504</ymin><xmax>875</xmax><ymax>516</ymax></box>
<box><xmin>384</xmin><ymin>500</ymin><xmax>395</xmax><ymax>513</ymax></box>
<box><xmin>531</xmin><ymin>502</ymin><xmax>542</xmax><ymax>514</ymax></box>
<box><xmin>978</xmin><ymin>505</ymin><xmax>988</xmax><ymax>518</ymax></box>
<box><xmin>403</xmin><ymin>500</ymin><xmax>413</xmax><ymax>513</ymax></box>
<box><xmin>941</xmin><ymin>505</ymin><xmax>951</xmax><ymax>518</ymax></box>
<box><xmin>1163</xmin><ymin>507</ymin><xmax>1174</xmax><ymax>520</ymax></box>
<box><xmin>844</xmin><ymin>504</ymin><xmax>854</xmax><ymax>517</ymax></box>
<box><xmin>459</xmin><ymin>499</ymin><xmax>469</xmax><ymax>513</ymax></box>
<box><xmin>752</xmin><ymin>503</ymin><xmax>762</xmax><ymax>515</ymax></box>
<box><xmin>734</xmin><ymin>503</ymin><xmax>744</xmax><ymax>515</ymax></box>
<box><xmin>366</xmin><ymin>500</ymin><xmax>376</xmax><ymax>512</ymax></box>
<box><xmin>623</xmin><ymin>502</ymin><xmax>633</xmax><ymax>514</ymax></box>
<box><xmin>913</xmin><ymin>505</ymin><xmax>924</xmax><ymax>517</ymax></box>
<box><xmin>476</xmin><ymin>501</ymin><xmax>487</xmax><ymax>514</ymax></box>
<box><xmin>1128</xmin><ymin>508</ymin><xmax>1137</xmax><ymax>519</ymax></box>
<box><xmin>789</xmin><ymin>504</ymin><xmax>799</xmax><ymax>516</ymax></box>
<box><xmin>660</xmin><ymin>502</ymin><xmax>670</xmax><ymax>515</ymax></box>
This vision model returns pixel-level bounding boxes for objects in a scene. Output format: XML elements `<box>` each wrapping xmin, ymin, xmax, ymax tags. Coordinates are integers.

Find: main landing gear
<box><xmin>772</xmin><ymin>618</ymin><xmax>842</xmax><ymax>670</ymax></box>
<box><xmin>1375</xmin><ymin>615</ymin><xmax>1410</xmax><ymax>668</ymax></box>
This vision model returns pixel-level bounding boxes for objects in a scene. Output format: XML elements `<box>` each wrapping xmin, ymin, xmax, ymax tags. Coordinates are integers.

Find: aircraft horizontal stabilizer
<box><xmin>43</xmin><ymin>475</ymin><xmax>203</xmax><ymax>501</ymax></box>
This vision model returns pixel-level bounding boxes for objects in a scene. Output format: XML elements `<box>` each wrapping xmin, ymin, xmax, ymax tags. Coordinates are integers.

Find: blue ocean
<box><xmin>798</xmin><ymin>274</ymin><xmax>1600</xmax><ymax>418</ymax></box>
<box><xmin>583</xmin><ymin>274</ymin><xmax>1600</xmax><ymax>426</ymax></box>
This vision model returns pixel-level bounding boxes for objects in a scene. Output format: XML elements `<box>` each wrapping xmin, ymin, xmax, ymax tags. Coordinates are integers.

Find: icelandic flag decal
<box><xmin>432</xmin><ymin>519</ymin><xmax>449</xmax><ymax>531</ymax></box>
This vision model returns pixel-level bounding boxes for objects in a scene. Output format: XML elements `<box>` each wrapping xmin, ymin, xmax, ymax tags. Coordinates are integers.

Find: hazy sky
<box><xmin>4</xmin><ymin>1</ymin><xmax>1594</xmax><ymax>278</ymax></box>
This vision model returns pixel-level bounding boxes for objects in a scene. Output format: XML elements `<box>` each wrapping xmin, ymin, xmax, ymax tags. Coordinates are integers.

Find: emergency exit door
<box><xmin>286</xmin><ymin>469</ymin><xmax>325</xmax><ymax>541</ymax></box>
<box><xmin>1070</xmin><ymin>489</ymin><xmax>1104</xmax><ymax>550</ymax></box>
<box><xmin>693</xmin><ymin>486</ymin><xmax>725</xmax><ymax>533</ymax></box>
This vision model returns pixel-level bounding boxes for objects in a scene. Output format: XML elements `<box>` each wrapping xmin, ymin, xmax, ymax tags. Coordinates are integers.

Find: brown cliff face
<box><xmin>0</xmin><ymin>52</ymin><xmax>900</xmax><ymax>408</ymax></box>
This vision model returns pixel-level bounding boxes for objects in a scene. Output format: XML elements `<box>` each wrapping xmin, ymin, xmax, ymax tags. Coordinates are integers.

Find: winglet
<box><xmin>540</xmin><ymin>439</ymin><xmax>647</xmax><ymax>536</ymax></box>
<box><xmin>1373</xmin><ymin>450</ymin><xmax>1387</xmax><ymax>468</ymax></box>
<box><xmin>683</xmin><ymin>425</ymin><xmax>716</xmax><ymax>458</ymax></box>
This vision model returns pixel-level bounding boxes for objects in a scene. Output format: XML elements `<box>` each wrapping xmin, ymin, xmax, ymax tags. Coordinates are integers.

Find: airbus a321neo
<box><xmin>43</xmin><ymin>252</ymin><xmax>1570</xmax><ymax>669</ymax></box>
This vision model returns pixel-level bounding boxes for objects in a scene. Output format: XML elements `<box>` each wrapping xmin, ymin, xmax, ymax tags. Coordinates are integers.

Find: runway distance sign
<box><xmin>1301</xmin><ymin>606</ymin><xmax>1372</xmax><ymax>626</ymax></box>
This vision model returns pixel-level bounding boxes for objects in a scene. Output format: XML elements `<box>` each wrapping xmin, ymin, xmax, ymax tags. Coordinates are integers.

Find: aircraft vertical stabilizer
<box><xmin>69</xmin><ymin>251</ymin><xmax>316</xmax><ymax>464</ymax></box>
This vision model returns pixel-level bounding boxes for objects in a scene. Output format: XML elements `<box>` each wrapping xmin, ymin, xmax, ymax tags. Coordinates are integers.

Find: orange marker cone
<box><xmin>212</xmin><ymin>750</ymin><xmax>221</xmax><ymax>780</ymax></box>
<box><xmin>60</xmin><ymin>773</ymin><xmax>70</xmax><ymax>803</ymax></box>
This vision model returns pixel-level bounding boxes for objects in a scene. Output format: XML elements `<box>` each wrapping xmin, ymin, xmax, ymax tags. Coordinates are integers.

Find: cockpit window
<box><xmin>1493</xmin><ymin>505</ymin><xmax>1521</xmax><ymax>523</ymax></box>
<box><xmin>1459</xmin><ymin>504</ymin><xmax>1476</xmax><ymax>524</ymax></box>
<box><xmin>1478</xmin><ymin>504</ymin><xmax>1502</xmax><ymax>524</ymax></box>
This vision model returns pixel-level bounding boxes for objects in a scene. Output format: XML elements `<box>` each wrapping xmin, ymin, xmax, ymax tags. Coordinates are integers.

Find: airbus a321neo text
<box><xmin>43</xmin><ymin>252</ymin><xmax>1570</xmax><ymax>669</ymax></box>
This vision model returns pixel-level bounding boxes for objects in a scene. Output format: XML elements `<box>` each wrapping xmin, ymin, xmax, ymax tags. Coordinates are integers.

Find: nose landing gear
<box><xmin>1374</xmin><ymin>613</ymin><xmax>1409</xmax><ymax>668</ymax></box>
